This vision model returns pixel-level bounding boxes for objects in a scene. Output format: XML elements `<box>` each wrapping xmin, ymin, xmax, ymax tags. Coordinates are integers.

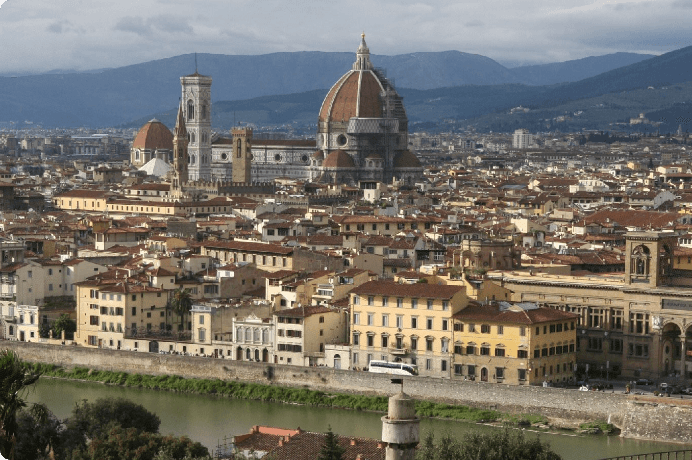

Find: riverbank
<box><xmin>8</xmin><ymin>341</ymin><xmax>692</xmax><ymax>443</ymax></box>
<box><xmin>33</xmin><ymin>362</ymin><xmax>566</xmax><ymax>430</ymax></box>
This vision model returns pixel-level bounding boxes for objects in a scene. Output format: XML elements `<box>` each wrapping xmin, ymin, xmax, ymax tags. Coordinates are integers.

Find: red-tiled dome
<box><xmin>323</xmin><ymin>150</ymin><xmax>356</xmax><ymax>168</ymax></box>
<box><xmin>318</xmin><ymin>71</ymin><xmax>384</xmax><ymax>123</ymax></box>
<box><xmin>393</xmin><ymin>150</ymin><xmax>422</xmax><ymax>168</ymax></box>
<box><xmin>133</xmin><ymin>119</ymin><xmax>174</xmax><ymax>150</ymax></box>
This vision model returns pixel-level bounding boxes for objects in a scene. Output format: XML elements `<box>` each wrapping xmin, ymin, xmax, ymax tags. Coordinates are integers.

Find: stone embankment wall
<box><xmin>7</xmin><ymin>342</ymin><xmax>691</xmax><ymax>443</ymax></box>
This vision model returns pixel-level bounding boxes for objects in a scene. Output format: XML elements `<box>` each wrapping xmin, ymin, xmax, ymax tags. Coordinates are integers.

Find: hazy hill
<box><xmin>0</xmin><ymin>50</ymin><xmax>653</xmax><ymax>128</ymax></box>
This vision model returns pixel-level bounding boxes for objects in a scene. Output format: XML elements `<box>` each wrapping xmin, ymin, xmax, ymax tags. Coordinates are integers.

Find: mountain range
<box><xmin>0</xmin><ymin>50</ymin><xmax>654</xmax><ymax>129</ymax></box>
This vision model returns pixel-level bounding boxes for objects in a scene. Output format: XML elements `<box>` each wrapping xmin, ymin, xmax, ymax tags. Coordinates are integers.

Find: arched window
<box><xmin>253</xmin><ymin>328</ymin><xmax>260</xmax><ymax>342</ymax></box>
<box><xmin>236</xmin><ymin>327</ymin><xmax>242</xmax><ymax>342</ymax></box>
<box><xmin>187</xmin><ymin>100</ymin><xmax>195</xmax><ymax>121</ymax></box>
<box><xmin>245</xmin><ymin>328</ymin><xmax>251</xmax><ymax>341</ymax></box>
<box><xmin>262</xmin><ymin>329</ymin><xmax>269</xmax><ymax>343</ymax></box>
<box><xmin>201</xmin><ymin>104</ymin><xmax>208</xmax><ymax>120</ymax></box>
<box><xmin>245</xmin><ymin>348</ymin><xmax>251</xmax><ymax>360</ymax></box>
<box><xmin>237</xmin><ymin>139</ymin><xmax>242</xmax><ymax>158</ymax></box>
<box><xmin>254</xmin><ymin>349</ymin><xmax>260</xmax><ymax>361</ymax></box>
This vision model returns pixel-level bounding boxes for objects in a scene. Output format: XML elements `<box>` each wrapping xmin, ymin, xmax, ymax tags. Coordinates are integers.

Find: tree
<box><xmin>416</xmin><ymin>430</ymin><xmax>562</xmax><ymax>460</ymax></box>
<box><xmin>0</xmin><ymin>349</ymin><xmax>41</xmax><ymax>459</ymax></box>
<box><xmin>169</xmin><ymin>287</ymin><xmax>193</xmax><ymax>331</ymax></box>
<box><xmin>317</xmin><ymin>426</ymin><xmax>345</xmax><ymax>460</ymax></box>
<box><xmin>14</xmin><ymin>404</ymin><xmax>63</xmax><ymax>460</ymax></box>
<box><xmin>72</xmin><ymin>426</ymin><xmax>209</xmax><ymax>460</ymax></box>
<box><xmin>51</xmin><ymin>314</ymin><xmax>76</xmax><ymax>340</ymax></box>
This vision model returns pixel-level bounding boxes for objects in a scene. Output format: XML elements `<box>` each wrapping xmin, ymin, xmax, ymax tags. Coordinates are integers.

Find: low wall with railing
<box><xmin>5</xmin><ymin>341</ymin><xmax>692</xmax><ymax>444</ymax></box>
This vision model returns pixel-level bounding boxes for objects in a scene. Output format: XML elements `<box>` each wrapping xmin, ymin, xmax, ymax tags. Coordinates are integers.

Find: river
<box><xmin>26</xmin><ymin>378</ymin><xmax>680</xmax><ymax>460</ymax></box>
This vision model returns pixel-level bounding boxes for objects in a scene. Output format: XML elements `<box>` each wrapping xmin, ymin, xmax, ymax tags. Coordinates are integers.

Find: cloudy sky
<box><xmin>0</xmin><ymin>0</ymin><xmax>690</xmax><ymax>74</ymax></box>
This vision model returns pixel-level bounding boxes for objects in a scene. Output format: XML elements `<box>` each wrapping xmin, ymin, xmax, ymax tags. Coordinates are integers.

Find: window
<box><xmin>427</xmin><ymin>299</ymin><xmax>433</xmax><ymax>310</ymax></box>
<box><xmin>382</xmin><ymin>315</ymin><xmax>389</xmax><ymax>327</ymax></box>
<box><xmin>27</xmin><ymin>271</ymin><xmax>32</xmax><ymax>278</ymax></box>
<box><xmin>480</xmin><ymin>346</ymin><xmax>490</xmax><ymax>355</ymax></box>
<box><xmin>441</xmin><ymin>338</ymin><xmax>449</xmax><ymax>353</ymax></box>
<box><xmin>442</xmin><ymin>319</ymin><xmax>448</xmax><ymax>331</ymax></box>
<box><xmin>587</xmin><ymin>337</ymin><xmax>603</xmax><ymax>351</ymax></box>
<box><xmin>628</xmin><ymin>343</ymin><xmax>649</xmax><ymax>357</ymax></box>
<box><xmin>496</xmin><ymin>367</ymin><xmax>504</xmax><ymax>379</ymax></box>
<box><xmin>411</xmin><ymin>337</ymin><xmax>418</xmax><ymax>350</ymax></box>
<box><xmin>426</xmin><ymin>338</ymin><xmax>434</xmax><ymax>351</ymax></box>
<box><xmin>319</xmin><ymin>316</ymin><xmax>325</xmax><ymax>324</ymax></box>
<box><xmin>353</xmin><ymin>295</ymin><xmax>360</xmax><ymax>305</ymax></box>
<box><xmin>441</xmin><ymin>360</ymin><xmax>448</xmax><ymax>372</ymax></box>
<box><xmin>494</xmin><ymin>348</ymin><xmax>505</xmax><ymax>357</ymax></box>
<box><xmin>466</xmin><ymin>344</ymin><xmax>475</xmax><ymax>354</ymax></box>
<box><xmin>629</xmin><ymin>313</ymin><xmax>650</xmax><ymax>334</ymax></box>
<box><xmin>610</xmin><ymin>339</ymin><xmax>623</xmax><ymax>354</ymax></box>
<box><xmin>198</xmin><ymin>329</ymin><xmax>206</xmax><ymax>341</ymax></box>
<box><xmin>425</xmin><ymin>359</ymin><xmax>432</xmax><ymax>371</ymax></box>
<box><xmin>426</xmin><ymin>318</ymin><xmax>433</xmax><ymax>330</ymax></box>
<box><xmin>481</xmin><ymin>324</ymin><xmax>490</xmax><ymax>334</ymax></box>
<box><xmin>497</xmin><ymin>325</ymin><xmax>504</xmax><ymax>335</ymax></box>
<box><xmin>454</xmin><ymin>322</ymin><xmax>464</xmax><ymax>332</ymax></box>
<box><xmin>467</xmin><ymin>365</ymin><xmax>475</xmax><ymax>376</ymax></box>
<box><xmin>382</xmin><ymin>297</ymin><xmax>388</xmax><ymax>307</ymax></box>
<box><xmin>442</xmin><ymin>301</ymin><xmax>449</xmax><ymax>311</ymax></box>
<box><xmin>411</xmin><ymin>316</ymin><xmax>418</xmax><ymax>329</ymax></box>
<box><xmin>396</xmin><ymin>315</ymin><xmax>403</xmax><ymax>329</ymax></box>
<box><xmin>353</xmin><ymin>333</ymin><xmax>360</xmax><ymax>345</ymax></box>
<box><xmin>48</xmin><ymin>268</ymin><xmax>53</xmax><ymax>276</ymax></box>
<box><xmin>199</xmin><ymin>316</ymin><xmax>204</xmax><ymax>325</ymax></box>
<box><xmin>409</xmin><ymin>298</ymin><xmax>415</xmax><ymax>309</ymax></box>
<box><xmin>454</xmin><ymin>364</ymin><xmax>463</xmax><ymax>375</ymax></box>
<box><xmin>89</xmin><ymin>316</ymin><xmax>99</xmax><ymax>326</ymax></box>
<box><xmin>367</xmin><ymin>334</ymin><xmax>374</xmax><ymax>347</ymax></box>
<box><xmin>367</xmin><ymin>296</ymin><xmax>374</xmax><ymax>306</ymax></box>
<box><xmin>353</xmin><ymin>312</ymin><xmax>360</xmax><ymax>325</ymax></box>
<box><xmin>517</xmin><ymin>349</ymin><xmax>528</xmax><ymax>358</ymax></box>
<box><xmin>381</xmin><ymin>335</ymin><xmax>388</xmax><ymax>348</ymax></box>
<box><xmin>610</xmin><ymin>310</ymin><xmax>623</xmax><ymax>330</ymax></box>
<box><xmin>367</xmin><ymin>314</ymin><xmax>374</xmax><ymax>326</ymax></box>
<box><xmin>353</xmin><ymin>352</ymin><xmax>359</xmax><ymax>364</ymax></box>
<box><xmin>519</xmin><ymin>326</ymin><xmax>526</xmax><ymax>337</ymax></box>
<box><xmin>468</xmin><ymin>323</ymin><xmax>475</xmax><ymax>333</ymax></box>
<box><xmin>518</xmin><ymin>369</ymin><xmax>527</xmax><ymax>381</ymax></box>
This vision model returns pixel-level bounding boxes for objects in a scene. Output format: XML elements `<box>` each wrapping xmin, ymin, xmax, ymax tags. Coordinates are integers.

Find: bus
<box><xmin>367</xmin><ymin>360</ymin><xmax>418</xmax><ymax>376</ymax></box>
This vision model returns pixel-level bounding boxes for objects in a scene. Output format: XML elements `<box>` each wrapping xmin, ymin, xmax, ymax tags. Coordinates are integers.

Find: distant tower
<box><xmin>181</xmin><ymin>71</ymin><xmax>212</xmax><ymax>181</ymax></box>
<box><xmin>232</xmin><ymin>127</ymin><xmax>252</xmax><ymax>184</ymax></box>
<box><xmin>381</xmin><ymin>389</ymin><xmax>419</xmax><ymax>460</ymax></box>
<box><xmin>171</xmin><ymin>102</ymin><xmax>189</xmax><ymax>199</ymax></box>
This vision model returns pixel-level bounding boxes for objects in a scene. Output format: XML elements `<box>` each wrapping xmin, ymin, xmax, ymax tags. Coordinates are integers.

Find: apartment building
<box><xmin>74</xmin><ymin>279</ymin><xmax>169</xmax><ymax>351</ymax></box>
<box><xmin>452</xmin><ymin>302</ymin><xmax>578</xmax><ymax>385</ymax></box>
<box><xmin>349</xmin><ymin>280</ymin><xmax>469</xmax><ymax>377</ymax></box>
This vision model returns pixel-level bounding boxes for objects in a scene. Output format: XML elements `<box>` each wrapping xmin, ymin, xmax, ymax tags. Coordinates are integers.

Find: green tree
<box><xmin>51</xmin><ymin>314</ymin><xmax>77</xmax><ymax>340</ymax></box>
<box><xmin>62</xmin><ymin>397</ymin><xmax>161</xmax><ymax>455</ymax></box>
<box><xmin>416</xmin><ymin>430</ymin><xmax>562</xmax><ymax>460</ymax></box>
<box><xmin>14</xmin><ymin>404</ymin><xmax>63</xmax><ymax>460</ymax></box>
<box><xmin>0</xmin><ymin>349</ymin><xmax>41</xmax><ymax>459</ymax></box>
<box><xmin>169</xmin><ymin>287</ymin><xmax>193</xmax><ymax>331</ymax></box>
<box><xmin>317</xmin><ymin>426</ymin><xmax>345</xmax><ymax>460</ymax></box>
<box><xmin>72</xmin><ymin>426</ymin><xmax>208</xmax><ymax>460</ymax></box>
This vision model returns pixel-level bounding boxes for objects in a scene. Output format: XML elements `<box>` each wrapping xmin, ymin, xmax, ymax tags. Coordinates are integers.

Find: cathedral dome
<box><xmin>323</xmin><ymin>150</ymin><xmax>356</xmax><ymax>168</ymax></box>
<box><xmin>318</xmin><ymin>34</ymin><xmax>388</xmax><ymax>124</ymax></box>
<box><xmin>133</xmin><ymin>119</ymin><xmax>174</xmax><ymax>151</ymax></box>
<box><xmin>393</xmin><ymin>150</ymin><xmax>422</xmax><ymax>168</ymax></box>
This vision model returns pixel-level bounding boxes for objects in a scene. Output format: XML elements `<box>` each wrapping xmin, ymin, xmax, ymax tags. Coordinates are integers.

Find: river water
<box><xmin>26</xmin><ymin>378</ymin><xmax>681</xmax><ymax>460</ymax></box>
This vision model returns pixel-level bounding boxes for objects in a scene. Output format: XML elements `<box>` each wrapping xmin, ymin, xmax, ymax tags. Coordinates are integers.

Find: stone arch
<box><xmin>631</xmin><ymin>244</ymin><xmax>651</xmax><ymax>275</ymax></box>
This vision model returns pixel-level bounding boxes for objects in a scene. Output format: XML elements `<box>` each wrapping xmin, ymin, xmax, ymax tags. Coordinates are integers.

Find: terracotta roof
<box><xmin>352</xmin><ymin>280</ymin><xmax>463</xmax><ymax>299</ymax></box>
<box><xmin>318</xmin><ymin>70</ymin><xmax>383</xmax><ymax>123</ymax></box>
<box><xmin>323</xmin><ymin>150</ymin><xmax>356</xmax><ymax>168</ymax></box>
<box><xmin>275</xmin><ymin>305</ymin><xmax>334</xmax><ymax>318</ymax></box>
<box><xmin>393</xmin><ymin>150</ymin><xmax>422</xmax><ymax>168</ymax></box>
<box><xmin>203</xmin><ymin>240</ymin><xmax>293</xmax><ymax>255</ymax></box>
<box><xmin>453</xmin><ymin>303</ymin><xmax>579</xmax><ymax>325</ymax></box>
<box><xmin>132</xmin><ymin>119</ymin><xmax>174</xmax><ymax>150</ymax></box>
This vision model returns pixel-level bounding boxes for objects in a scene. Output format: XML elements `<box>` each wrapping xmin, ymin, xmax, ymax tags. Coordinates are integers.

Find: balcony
<box><xmin>390</xmin><ymin>343</ymin><xmax>410</xmax><ymax>355</ymax></box>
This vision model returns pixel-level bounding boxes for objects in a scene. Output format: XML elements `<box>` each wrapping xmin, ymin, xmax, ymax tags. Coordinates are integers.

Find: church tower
<box><xmin>171</xmin><ymin>101</ymin><xmax>188</xmax><ymax>199</ymax></box>
<box><xmin>232</xmin><ymin>127</ymin><xmax>252</xmax><ymax>184</ymax></box>
<box><xmin>181</xmin><ymin>72</ymin><xmax>212</xmax><ymax>181</ymax></box>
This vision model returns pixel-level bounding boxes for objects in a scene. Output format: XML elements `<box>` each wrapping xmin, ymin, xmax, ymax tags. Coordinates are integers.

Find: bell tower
<box><xmin>181</xmin><ymin>71</ymin><xmax>212</xmax><ymax>181</ymax></box>
<box><xmin>232</xmin><ymin>127</ymin><xmax>252</xmax><ymax>184</ymax></box>
<box><xmin>625</xmin><ymin>231</ymin><xmax>676</xmax><ymax>287</ymax></box>
<box><xmin>171</xmin><ymin>101</ymin><xmax>188</xmax><ymax>199</ymax></box>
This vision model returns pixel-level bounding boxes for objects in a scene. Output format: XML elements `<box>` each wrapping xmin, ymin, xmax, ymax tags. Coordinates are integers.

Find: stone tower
<box><xmin>625</xmin><ymin>231</ymin><xmax>676</xmax><ymax>287</ymax></box>
<box><xmin>181</xmin><ymin>72</ymin><xmax>212</xmax><ymax>181</ymax></box>
<box><xmin>381</xmin><ymin>390</ymin><xmax>419</xmax><ymax>460</ymax></box>
<box><xmin>171</xmin><ymin>102</ymin><xmax>188</xmax><ymax>199</ymax></box>
<box><xmin>232</xmin><ymin>127</ymin><xmax>252</xmax><ymax>184</ymax></box>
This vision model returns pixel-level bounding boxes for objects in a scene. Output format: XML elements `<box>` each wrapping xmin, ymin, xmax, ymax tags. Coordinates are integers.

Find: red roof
<box><xmin>132</xmin><ymin>119</ymin><xmax>173</xmax><ymax>150</ymax></box>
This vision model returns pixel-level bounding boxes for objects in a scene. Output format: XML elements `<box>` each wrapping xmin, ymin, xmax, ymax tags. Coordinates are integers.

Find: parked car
<box><xmin>579</xmin><ymin>385</ymin><xmax>590</xmax><ymax>391</ymax></box>
<box><xmin>682</xmin><ymin>387</ymin><xmax>692</xmax><ymax>395</ymax></box>
<box><xmin>635</xmin><ymin>378</ymin><xmax>654</xmax><ymax>386</ymax></box>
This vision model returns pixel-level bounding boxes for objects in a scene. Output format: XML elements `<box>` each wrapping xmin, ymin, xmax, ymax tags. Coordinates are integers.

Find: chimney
<box><xmin>251</xmin><ymin>425</ymin><xmax>259</xmax><ymax>433</ymax></box>
<box><xmin>350</xmin><ymin>439</ymin><xmax>357</xmax><ymax>446</ymax></box>
<box><xmin>377</xmin><ymin>441</ymin><xmax>385</xmax><ymax>449</ymax></box>
<box><xmin>278</xmin><ymin>439</ymin><xmax>284</xmax><ymax>447</ymax></box>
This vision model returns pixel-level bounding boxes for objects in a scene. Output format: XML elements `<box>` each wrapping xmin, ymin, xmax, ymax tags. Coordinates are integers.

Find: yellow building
<box><xmin>350</xmin><ymin>280</ymin><xmax>468</xmax><ymax>377</ymax></box>
<box><xmin>75</xmin><ymin>279</ymin><xmax>170</xmax><ymax>351</ymax></box>
<box><xmin>486</xmin><ymin>231</ymin><xmax>692</xmax><ymax>381</ymax></box>
<box><xmin>452</xmin><ymin>302</ymin><xmax>578</xmax><ymax>385</ymax></box>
